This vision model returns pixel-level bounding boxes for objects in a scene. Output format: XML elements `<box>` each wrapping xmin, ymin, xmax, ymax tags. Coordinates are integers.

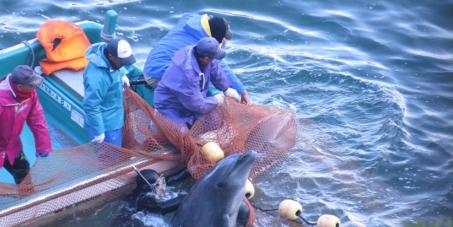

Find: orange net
<box><xmin>123</xmin><ymin>88</ymin><xmax>297</xmax><ymax>180</ymax></box>
<box><xmin>0</xmin><ymin>88</ymin><xmax>297</xmax><ymax>226</ymax></box>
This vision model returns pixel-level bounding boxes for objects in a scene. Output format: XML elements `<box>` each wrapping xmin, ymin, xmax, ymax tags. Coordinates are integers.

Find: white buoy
<box><xmin>278</xmin><ymin>199</ymin><xmax>303</xmax><ymax>220</ymax></box>
<box><xmin>201</xmin><ymin>142</ymin><xmax>224</xmax><ymax>163</ymax></box>
<box><xmin>317</xmin><ymin>214</ymin><xmax>341</xmax><ymax>227</ymax></box>
<box><xmin>245</xmin><ymin>179</ymin><xmax>255</xmax><ymax>199</ymax></box>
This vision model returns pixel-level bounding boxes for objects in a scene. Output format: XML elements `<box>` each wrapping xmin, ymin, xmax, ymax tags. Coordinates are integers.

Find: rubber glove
<box><xmin>215</xmin><ymin>93</ymin><xmax>225</xmax><ymax>106</ymax></box>
<box><xmin>122</xmin><ymin>75</ymin><xmax>130</xmax><ymax>87</ymax></box>
<box><xmin>36</xmin><ymin>152</ymin><xmax>49</xmax><ymax>158</ymax></box>
<box><xmin>224</xmin><ymin>88</ymin><xmax>241</xmax><ymax>102</ymax></box>
<box><xmin>92</xmin><ymin>133</ymin><xmax>105</xmax><ymax>143</ymax></box>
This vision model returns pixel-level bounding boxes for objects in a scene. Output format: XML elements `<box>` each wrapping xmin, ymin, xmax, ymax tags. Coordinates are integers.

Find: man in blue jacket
<box><xmin>82</xmin><ymin>38</ymin><xmax>135</xmax><ymax>147</ymax></box>
<box><xmin>144</xmin><ymin>13</ymin><xmax>250</xmax><ymax>105</ymax></box>
<box><xmin>154</xmin><ymin>37</ymin><xmax>240</xmax><ymax>128</ymax></box>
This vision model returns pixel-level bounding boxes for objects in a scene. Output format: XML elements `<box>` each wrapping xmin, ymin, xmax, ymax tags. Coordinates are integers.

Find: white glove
<box><xmin>92</xmin><ymin>133</ymin><xmax>105</xmax><ymax>143</ymax></box>
<box><xmin>223</xmin><ymin>88</ymin><xmax>241</xmax><ymax>102</ymax></box>
<box><xmin>214</xmin><ymin>93</ymin><xmax>225</xmax><ymax>106</ymax></box>
<box><xmin>122</xmin><ymin>75</ymin><xmax>130</xmax><ymax>87</ymax></box>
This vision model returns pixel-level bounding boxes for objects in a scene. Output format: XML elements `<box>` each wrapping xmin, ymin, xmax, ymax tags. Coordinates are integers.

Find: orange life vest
<box><xmin>37</xmin><ymin>20</ymin><xmax>91</xmax><ymax>75</ymax></box>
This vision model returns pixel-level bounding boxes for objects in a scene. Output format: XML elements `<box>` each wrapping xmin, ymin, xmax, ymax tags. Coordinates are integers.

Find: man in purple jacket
<box><xmin>154</xmin><ymin>37</ymin><xmax>241</xmax><ymax>128</ymax></box>
<box><xmin>0</xmin><ymin>65</ymin><xmax>52</xmax><ymax>184</ymax></box>
<box><xmin>143</xmin><ymin>13</ymin><xmax>250</xmax><ymax>105</ymax></box>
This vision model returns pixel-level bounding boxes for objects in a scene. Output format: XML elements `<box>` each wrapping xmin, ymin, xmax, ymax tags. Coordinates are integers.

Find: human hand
<box><xmin>92</xmin><ymin>133</ymin><xmax>105</xmax><ymax>143</ymax></box>
<box><xmin>241</xmin><ymin>90</ymin><xmax>250</xmax><ymax>105</ymax></box>
<box><xmin>214</xmin><ymin>93</ymin><xmax>225</xmax><ymax>106</ymax></box>
<box><xmin>36</xmin><ymin>152</ymin><xmax>49</xmax><ymax>158</ymax></box>
<box><xmin>223</xmin><ymin>88</ymin><xmax>241</xmax><ymax>102</ymax></box>
<box><xmin>221</xmin><ymin>38</ymin><xmax>228</xmax><ymax>46</ymax></box>
<box><xmin>122</xmin><ymin>75</ymin><xmax>130</xmax><ymax>87</ymax></box>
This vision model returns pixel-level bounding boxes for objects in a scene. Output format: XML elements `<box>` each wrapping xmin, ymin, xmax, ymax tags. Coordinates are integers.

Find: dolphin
<box><xmin>172</xmin><ymin>150</ymin><xmax>257</xmax><ymax>227</ymax></box>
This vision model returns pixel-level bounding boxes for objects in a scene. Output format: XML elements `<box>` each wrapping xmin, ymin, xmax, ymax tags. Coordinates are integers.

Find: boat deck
<box><xmin>52</xmin><ymin>69</ymin><xmax>85</xmax><ymax>100</ymax></box>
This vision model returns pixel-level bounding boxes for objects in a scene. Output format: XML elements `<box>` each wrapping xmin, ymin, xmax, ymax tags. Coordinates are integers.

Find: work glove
<box><xmin>122</xmin><ymin>75</ymin><xmax>130</xmax><ymax>87</ymax></box>
<box><xmin>214</xmin><ymin>93</ymin><xmax>225</xmax><ymax>106</ymax></box>
<box><xmin>92</xmin><ymin>133</ymin><xmax>105</xmax><ymax>144</ymax></box>
<box><xmin>36</xmin><ymin>152</ymin><xmax>49</xmax><ymax>158</ymax></box>
<box><xmin>223</xmin><ymin>88</ymin><xmax>241</xmax><ymax>102</ymax></box>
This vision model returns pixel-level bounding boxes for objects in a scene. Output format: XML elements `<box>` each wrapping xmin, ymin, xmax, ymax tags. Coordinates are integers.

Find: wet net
<box><xmin>0</xmin><ymin>88</ymin><xmax>297</xmax><ymax>227</ymax></box>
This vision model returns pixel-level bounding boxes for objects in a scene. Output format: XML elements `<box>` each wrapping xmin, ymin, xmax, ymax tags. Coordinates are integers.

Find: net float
<box><xmin>278</xmin><ymin>199</ymin><xmax>303</xmax><ymax>220</ymax></box>
<box><xmin>245</xmin><ymin>179</ymin><xmax>255</xmax><ymax>199</ymax></box>
<box><xmin>201</xmin><ymin>142</ymin><xmax>225</xmax><ymax>163</ymax></box>
<box><xmin>317</xmin><ymin>214</ymin><xmax>341</xmax><ymax>227</ymax></box>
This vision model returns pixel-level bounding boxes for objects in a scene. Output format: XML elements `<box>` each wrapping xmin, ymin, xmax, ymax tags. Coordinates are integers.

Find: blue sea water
<box><xmin>1</xmin><ymin>0</ymin><xmax>452</xmax><ymax>226</ymax></box>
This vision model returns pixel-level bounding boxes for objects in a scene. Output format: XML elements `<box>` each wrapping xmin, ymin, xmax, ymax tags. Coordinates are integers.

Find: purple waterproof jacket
<box><xmin>154</xmin><ymin>45</ymin><xmax>231</xmax><ymax>126</ymax></box>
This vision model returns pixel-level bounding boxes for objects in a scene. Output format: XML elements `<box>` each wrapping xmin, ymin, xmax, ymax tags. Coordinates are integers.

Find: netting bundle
<box><xmin>123</xmin><ymin>88</ymin><xmax>297</xmax><ymax>180</ymax></box>
<box><xmin>0</xmin><ymin>88</ymin><xmax>297</xmax><ymax>227</ymax></box>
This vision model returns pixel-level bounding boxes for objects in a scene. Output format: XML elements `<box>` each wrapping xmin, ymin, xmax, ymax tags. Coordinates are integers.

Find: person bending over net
<box><xmin>153</xmin><ymin>37</ymin><xmax>243</xmax><ymax>130</ymax></box>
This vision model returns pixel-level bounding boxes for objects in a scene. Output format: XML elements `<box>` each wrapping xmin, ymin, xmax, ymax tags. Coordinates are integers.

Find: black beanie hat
<box><xmin>136</xmin><ymin>169</ymin><xmax>159</xmax><ymax>187</ymax></box>
<box><xmin>208</xmin><ymin>17</ymin><xmax>233</xmax><ymax>43</ymax></box>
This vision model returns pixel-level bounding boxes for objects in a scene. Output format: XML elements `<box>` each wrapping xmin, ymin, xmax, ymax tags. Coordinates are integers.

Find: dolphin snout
<box><xmin>242</xmin><ymin>150</ymin><xmax>257</xmax><ymax>162</ymax></box>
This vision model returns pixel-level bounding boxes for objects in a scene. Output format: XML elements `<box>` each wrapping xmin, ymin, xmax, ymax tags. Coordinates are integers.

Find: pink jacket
<box><xmin>0</xmin><ymin>75</ymin><xmax>51</xmax><ymax>168</ymax></box>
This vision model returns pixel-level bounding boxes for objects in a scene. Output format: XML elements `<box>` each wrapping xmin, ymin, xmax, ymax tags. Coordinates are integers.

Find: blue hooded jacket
<box><xmin>83</xmin><ymin>43</ymin><xmax>129</xmax><ymax>135</ymax></box>
<box><xmin>143</xmin><ymin>13</ymin><xmax>245</xmax><ymax>94</ymax></box>
<box><xmin>154</xmin><ymin>45</ymin><xmax>231</xmax><ymax>126</ymax></box>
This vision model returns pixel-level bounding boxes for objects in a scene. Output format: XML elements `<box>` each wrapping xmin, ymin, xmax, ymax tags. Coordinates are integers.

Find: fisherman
<box><xmin>0</xmin><ymin>65</ymin><xmax>52</xmax><ymax>184</ymax></box>
<box><xmin>143</xmin><ymin>13</ymin><xmax>250</xmax><ymax>105</ymax></box>
<box><xmin>82</xmin><ymin>38</ymin><xmax>135</xmax><ymax>147</ymax></box>
<box><xmin>153</xmin><ymin>37</ymin><xmax>242</xmax><ymax>129</ymax></box>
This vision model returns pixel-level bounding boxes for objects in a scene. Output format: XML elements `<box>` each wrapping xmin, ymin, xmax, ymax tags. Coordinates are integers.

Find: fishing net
<box><xmin>0</xmin><ymin>88</ymin><xmax>297</xmax><ymax>227</ymax></box>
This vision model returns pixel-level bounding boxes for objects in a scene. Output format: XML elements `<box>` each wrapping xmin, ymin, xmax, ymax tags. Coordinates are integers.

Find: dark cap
<box><xmin>196</xmin><ymin>37</ymin><xmax>226</xmax><ymax>60</ymax></box>
<box><xmin>106</xmin><ymin>38</ymin><xmax>136</xmax><ymax>66</ymax></box>
<box><xmin>11</xmin><ymin>65</ymin><xmax>44</xmax><ymax>86</ymax></box>
<box><xmin>208</xmin><ymin>17</ymin><xmax>233</xmax><ymax>43</ymax></box>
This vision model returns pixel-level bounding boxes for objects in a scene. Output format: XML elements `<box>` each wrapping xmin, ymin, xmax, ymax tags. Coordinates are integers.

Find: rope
<box><xmin>250</xmin><ymin>201</ymin><xmax>278</xmax><ymax>212</ymax></box>
<box><xmin>297</xmin><ymin>213</ymin><xmax>317</xmax><ymax>226</ymax></box>
<box><xmin>22</xmin><ymin>40</ymin><xmax>35</xmax><ymax>68</ymax></box>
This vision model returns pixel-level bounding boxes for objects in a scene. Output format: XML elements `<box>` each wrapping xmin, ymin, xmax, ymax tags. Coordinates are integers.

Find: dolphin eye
<box><xmin>216</xmin><ymin>182</ymin><xmax>224</xmax><ymax>188</ymax></box>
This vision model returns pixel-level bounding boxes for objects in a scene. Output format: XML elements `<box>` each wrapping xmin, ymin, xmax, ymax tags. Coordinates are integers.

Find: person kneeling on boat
<box><xmin>153</xmin><ymin>37</ymin><xmax>241</xmax><ymax>129</ymax></box>
<box><xmin>82</xmin><ymin>38</ymin><xmax>136</xmax><ymax>148</ymax></box>
<box><xmin>0</xmin><ymin>65</ymin><xmax>52</xmax><ymax>184</ymax></box>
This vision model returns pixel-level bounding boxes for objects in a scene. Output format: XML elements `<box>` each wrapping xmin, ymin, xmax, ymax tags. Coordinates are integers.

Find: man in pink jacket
<box><xmin>0</xmin><ymin>65</ymin><xmax>52</xmax><ymax>184</ymax></box>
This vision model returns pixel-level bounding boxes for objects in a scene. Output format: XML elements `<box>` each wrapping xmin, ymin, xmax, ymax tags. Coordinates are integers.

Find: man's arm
<box><xmin>217</xmin><ymin>61</ymin><xmax>250</xmax><ymax>104</ymax></box>
<box><xmin>82</xmin><ymin>66</ymin><xmax>109</xmax><ymax>136</ymax></box>
<box><xmin>26</xmin><ymin>92</ymin><xmax>52</xmax><ymax>155</ymax></box>
<box><xmin>166</xmin><ymin>168</ymin><xmax>190</xmax><ymax>184</ymax></box>
<box><xmin>169</xmin><ymin>66</ymin><xmax>219</xmax><ymax>114</ymax></box>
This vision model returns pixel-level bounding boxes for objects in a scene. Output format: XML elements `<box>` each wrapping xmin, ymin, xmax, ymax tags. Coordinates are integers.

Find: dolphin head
<box><xmin>172</xmin><ymin>150</ymin><xmax>257</xmax><ymax>227</ymax></box>
<box><xmin>204</xmin><ymin>150</ymin><xmax>256</xmax><ymax>183</ymax></box>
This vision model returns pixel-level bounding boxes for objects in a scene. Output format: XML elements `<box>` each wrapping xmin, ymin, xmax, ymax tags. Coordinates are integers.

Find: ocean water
<box><xmin>1</xmin><ymin>0</ymin><xmax>452</xmax><ymax>226</ymax></box>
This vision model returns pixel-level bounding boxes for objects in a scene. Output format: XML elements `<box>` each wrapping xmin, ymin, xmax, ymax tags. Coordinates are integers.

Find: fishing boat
<box><xmin>0</xmin><ymin>10</ymin><xmax>297</xmax><ymax>227</ymax></box>
<box><xmin>0</xmin><ymin>10</ymin><xmax>182</xmax><ymax>227</ymax></box>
